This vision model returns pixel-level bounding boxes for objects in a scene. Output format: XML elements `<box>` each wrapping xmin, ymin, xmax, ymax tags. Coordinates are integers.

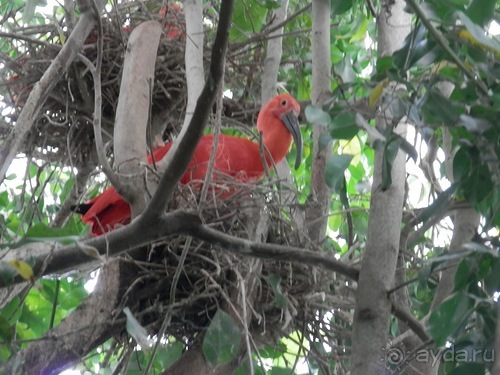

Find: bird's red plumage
<box><xmin>81</xmin><ymin>94</ymin><xmax>301</xmax><ymax>235</ymax></box>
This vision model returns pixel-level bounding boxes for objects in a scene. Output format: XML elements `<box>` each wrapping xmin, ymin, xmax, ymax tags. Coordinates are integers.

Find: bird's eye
<box><xmin>281</xmin><ymin>99</ymin><xmax>287</xmax><ymax>106</ymax></box>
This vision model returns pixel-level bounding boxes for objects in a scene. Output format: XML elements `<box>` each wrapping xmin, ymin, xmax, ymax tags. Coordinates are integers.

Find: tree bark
<box><xmin>261</xmin><ymin>0</ymin><xmax>288</xmax><ymax>103</ymax></box>
<box><xmin>113</xmin><ymin>21</ymin><xmax>162</xmax><ymax>216</ymax></box>
<box><xmin>350</xmin><ymin>1</ymin><xmax>411</xmax><ymax>374</ymax></box>
<box><xmin>179</xmin><ymin>0</ymin><xmax>205</xmax><ymax>131</ymax></box>
<box><xmin>305</xmin><ymin>0</ymin><xmax>331</xmax><ymax>245</ymax></box>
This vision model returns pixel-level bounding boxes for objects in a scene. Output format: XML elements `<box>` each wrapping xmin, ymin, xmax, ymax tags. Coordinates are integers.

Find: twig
<box><xmin>144</xmin><ymin>236</ymin><xmax>193</xmax><ymax>375</ymax></box>
<box><xmin>391</xmin><ymin>300</ymin><xmax>431</xmax><ymax>343</ymax></box>
<box><xmin>405</xmin><ymin>0</ymin><xmax>489</xmax><ymax>95</ymax></box>
<box><xmin>229</xmin><ymin>3</ymin><xmax>311</xmax><ymax>52</ymax></box>
<box><xmin>198</xmin><ymin>89</ymin><xmax>223</xmax><ymax>209</ymax></box>
<box><xmin>186</xmin><ymin>220</ymin><xmax>360</xmax><ymax>280</ymax></box>
<box><xmin>89</xmin><ymin>0</ymin><xmax>121</xmax><ymax>189</ymax></box>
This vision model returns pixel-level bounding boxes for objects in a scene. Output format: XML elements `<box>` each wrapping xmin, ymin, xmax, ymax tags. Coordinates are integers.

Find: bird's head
<box><xmin>258</xmin><ymin>93</ymin><xmax>303</xmax><ymax>169</ymax></box>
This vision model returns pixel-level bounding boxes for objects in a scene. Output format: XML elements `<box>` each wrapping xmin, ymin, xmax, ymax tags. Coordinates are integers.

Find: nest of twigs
<box><xmin>2</xmin><ymin>1</ymin><xmax>354</xmax><ymax>362</ymax></box>
<box><xmin>114</xmin><ymin>176</ymin><xmax>355</xmax><ymax>354</ymax></box>
<box><xmin>1</xmin><ymin>1</ymin><xmax>188</xmax><ymax>166</ymax></box>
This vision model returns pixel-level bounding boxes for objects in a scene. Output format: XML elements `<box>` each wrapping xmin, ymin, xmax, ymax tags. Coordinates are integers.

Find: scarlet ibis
<box><xmin>77</xmin><ymin>93</ymin><xmax>302</xmax><ymax>236</ymax></box>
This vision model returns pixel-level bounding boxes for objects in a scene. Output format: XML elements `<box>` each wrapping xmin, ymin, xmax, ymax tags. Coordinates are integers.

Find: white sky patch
<box><xmin>2</xmin><ymin>156</ymin><xmax>27</xmax><ymax>191</ymax></box>
<box><xmin>360</xmin><ymin>33</ymin><xmax>375</xmax><ymax>78</ymax></box>
<box><xmin>489</xmin><ymin>20</ymin><xmax>500</xmax><ymax>36</ymax></box>
<box><xmin>59</xmin><ymin>370</ymin><xmax>80</xmax><ymax>375</ymax></box>
<box><xmin>84</xmin><ymin>269</ymin><xmax>99</xmax><ymax>293</ymax></box>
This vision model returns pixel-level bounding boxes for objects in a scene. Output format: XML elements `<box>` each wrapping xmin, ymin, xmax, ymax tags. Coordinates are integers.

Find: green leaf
<box><xmin>394</xmin><ymin>23</ymin><xmax>441</xmax><ymax>70</ymax></box>
<box><xmin>395</xmin><ymin>134</ymin><xmax>418</xmax><ymax>161</ymax></box>
<box><xmin>13</xmin><ymin>223</ymin><xmax>81</xmax><ymax>247</ymax></box>
<box><xmin>466</xmin><ymin>0</ymin><xmax>495</xmax><ymax>26</ymax></box>
<box><xmin>350</xmin><ymin>18</ymin><xmax>368</xmax><ymax>42</ymax></box>
<box><xmin>0</xmin><ymin>296</ymin><xmax>22</xmax><ymax>323</ymax></box>
<box><xmin>454</xmin><ymin>258</ymin><xmax>473</xmax><ymax>292</ymax></box>
<box><xmin>0</xmin><ymin>192</ymin><xmax>8</xmax><ymax>208</ymax></box>
<box><xmin>331</xmin><ymin>0</ymin><xmax>353</xmax><ymax>16</ymax></box>
<box><xmin>59</xmin><ymin>287</ymin><xmax>88</xmax><ymax>310</ymax></box>
<box><xmin>305</xmin><ymin>105</ymin><xmax>331</xmax><ymax>126</ymax></box>
<box><xmin>329</xmin><ymin>112</ymin><xmax>359</xmax><ymax>140</ymax></box>
<box><xmin>0</xmin><ymin>316</ymin><xmax>13</xmax><ymax>342</ymax></box>
<box><xmin>449</xmin><ymin>363</ymin><xmax>485</xmax><ymax>375</ymax></box>
<box><xmin>351</xmin><ymin>211</ymin><xmax>368</xmax><ymax>237</ymax></box>
<box><xmin>318</xmin><ymin>132</ymin><xmax>332</xmax><ymax>151</ymax></box>
<box><xmin>264</xmin><ymin>273</ymin><xmax>288</xmax><ymax>309</ymax></box>
<box><xmin>268</xmin><ymin>367</ymin><xmax>295</xmax><ymax>375</ymax></box>
<box><xmin>458</xmin><ymin>115</ymin><xmax>492</xmax><ymax>134</ymax></box>
<box><xmin>457</xmin><ymin>12</ymin><xmax>500</xmax><ymax>53</ymax></box>
<box><xmin>415</xmin><ymin>184</ymin><xmax>458</xmax><ymax>226</ymax></box>
<box><xmin>338</xmin><ymin>174</ymin><xmax>349</xmax><ymax>208</ymax></box>
<box><xmin>60</xmin><ymin>177</ymin><xmax>74</xmax><ymax>203</ymax></box>
<box><xmin>422</xmin><ymin>91</ymin><xmax>462</xmax><ymax>125</ymax></box>
<box><xmin>428</xmin><ymin>292</ymin><xmax>474</xmax><ymax>346</ymax></box>
<box><xmin>461</xmin><ymin>164</ymin><xmax>493</xmax><ymax>205</ymax></box>
<box><xmin>203</xmin><ymin>309</ymin><xmax>242</xmax><ymax>365</ymax></box>
<box><xmin>156</xmin><ymin>342</ymin><xmax>184</xmax><ymax>370</ymax></box>
<box><xmin>483</xmin><ymin>258</ymin><xmax>500</xmax><ymax>295</ymax></box>
<box><xmin>393</xmin><ymin>24</ymin><xmax>440</xmax><ymax>70</ymax></box>
<box><xmin>376</xmin><ymin>56</ymin><xmax>393</xmax><ymax>75</ymax></box>
<box><xmin>453</xmin><ymin>148</ymin><xmax>472</xmax><ymax>183</ymax></box>
<box><xmin>325</xmin><ymin>154</ymin><xmax>353</xmax><ymax>193</ymax></box>
<box><xmin>230</xmin><ymin>0</ymin><xmax>268</xmax><ymax>40</ymax></box>
<box><xmin>328</xmin><ymin>213</ymin><xmax>342</xmax><ymax>232</ymax></box>
<box><xmin>259</xmin><ymin>342</ymin><xmax>287</xmax><ymax>359</ymax></box>
<box><xmin>23</xmin><ymin>0</ymin><xmax>38</xmax><ymax>24</ymax></box>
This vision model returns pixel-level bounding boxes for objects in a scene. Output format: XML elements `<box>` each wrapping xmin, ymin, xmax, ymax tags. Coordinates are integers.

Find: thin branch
<box><xmin>404</xmin><ymin>0</ymin><xmax>489</xmax><ymax>95</ymax></box>
<box><xmin>50</xmin><ymin>163</ymin><xmax>94</xmax><ymax>228</ymax></box>
<box><xmin>184</xmin><ymin>220</ymin><xmax>360</xmax><ymax>280</ymax></box>
<box><xmin>89</xmin><ymin>0</ymin><xmax>121</xmax><ymax>189</ymax></box>
<box><xmin>229</xmin><ymin>3</ymin><xmax>311</xmax><ymax>52</ymax></box>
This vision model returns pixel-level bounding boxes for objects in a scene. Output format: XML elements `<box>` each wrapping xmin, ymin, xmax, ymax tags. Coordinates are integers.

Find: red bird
<box><xmin>77</xmin><ymin>94</ymin><xmax>302</xmax><ymax>236</ymax></box>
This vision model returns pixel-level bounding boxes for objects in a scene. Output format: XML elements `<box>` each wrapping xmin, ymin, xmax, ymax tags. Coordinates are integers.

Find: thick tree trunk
<box><xmin>350</xmin><ymin>1</ymin><xmax>411</xmax><ymax>374</ymax></box>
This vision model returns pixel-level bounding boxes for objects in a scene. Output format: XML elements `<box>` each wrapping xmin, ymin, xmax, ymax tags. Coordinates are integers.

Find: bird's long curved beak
<box><xmin>281</xmin><ymin>110</ymin><xmax>303</xmax><ymax>169</ymax></box>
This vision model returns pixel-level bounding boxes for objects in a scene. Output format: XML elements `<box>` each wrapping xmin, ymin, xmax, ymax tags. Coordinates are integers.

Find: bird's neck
<box><xmin>259</xmin><ymin>118</ymin><xmax>293</xmax><ymax>166</ymax></box>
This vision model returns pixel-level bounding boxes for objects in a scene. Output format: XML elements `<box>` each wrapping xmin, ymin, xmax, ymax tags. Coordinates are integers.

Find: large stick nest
<box><xmin>120</xmin><ymin>178</ymin><xmax>354</xmax><ymax>356</ymax></box>
<box><xmin>0</xmin><ymin>1</ymin><xmax>257</xmax><ymax>167</ymax></box>
<box><xmin>1</xmin><ymin>1</ymin><xmax>354</xmax><ymax>366</ymax></box>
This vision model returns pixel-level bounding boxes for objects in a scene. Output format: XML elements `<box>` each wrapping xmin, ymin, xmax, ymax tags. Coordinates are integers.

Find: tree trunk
<box><xmin>350</xmin><ymin>1</ymin><xmax>411</xmax><ymax>373</ymax></box>
<box><xmin>305</xmin><ymin>0</ymin><xmax>331</xmax><ymax>245</ymax></box>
